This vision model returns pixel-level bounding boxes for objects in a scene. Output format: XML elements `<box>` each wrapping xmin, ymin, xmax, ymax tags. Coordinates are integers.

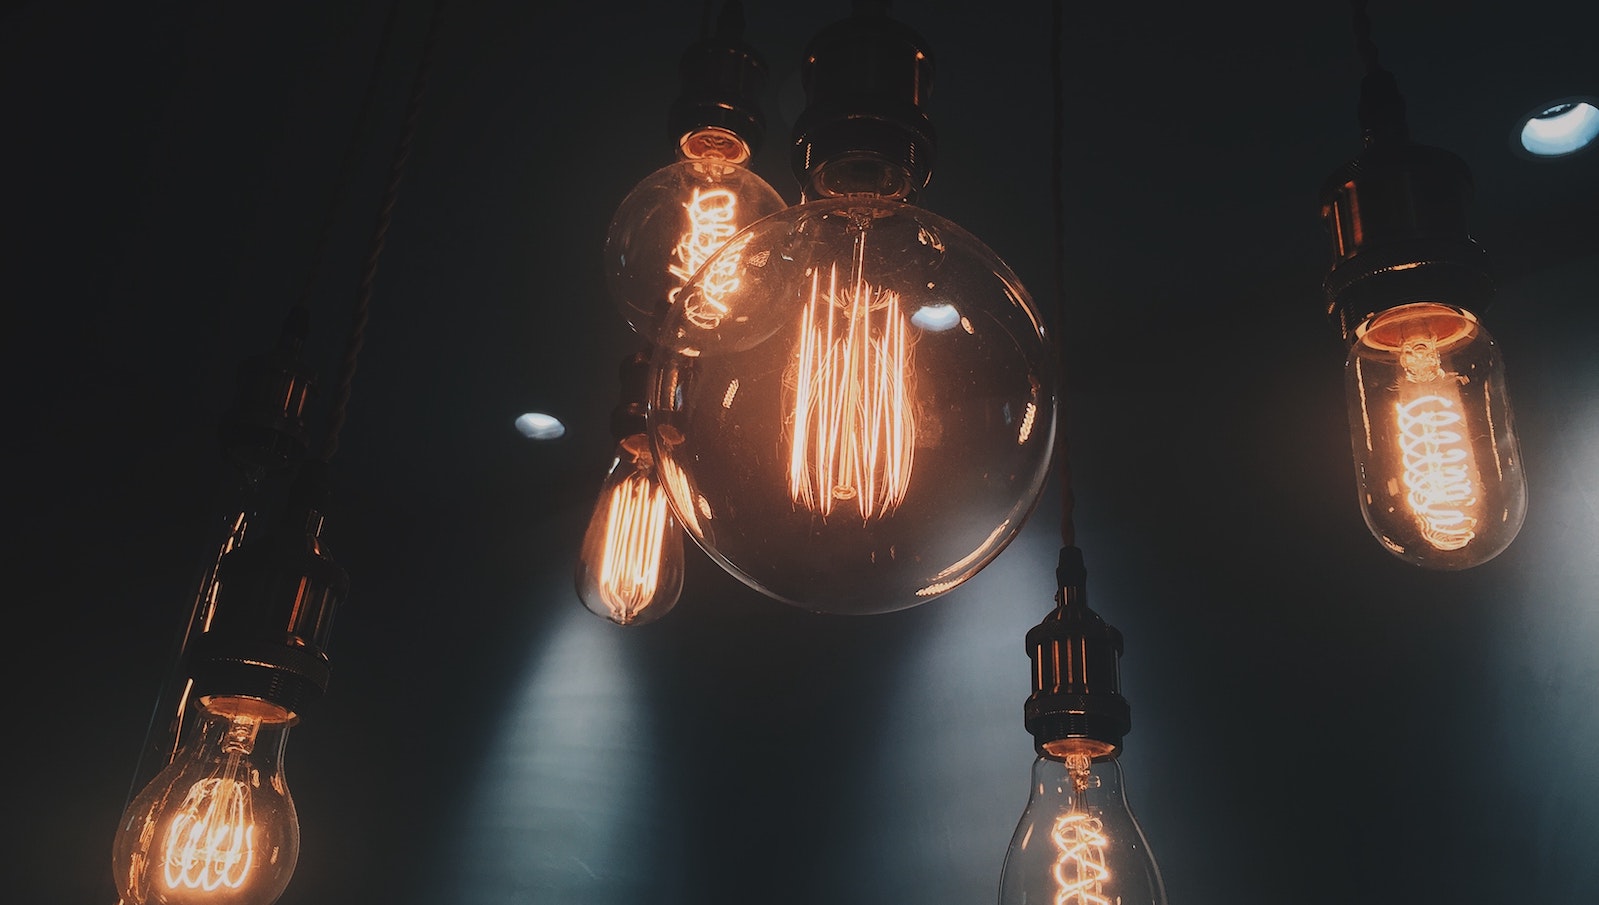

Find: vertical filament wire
<box><xmin>1396</xmin><ymin>335</ymin><xmax>1477</xmax><ymax>550</ymax></box>
<box><xmin>787</xmin><ymin>259</ymin><xmax>916</xmax><ymax>520</ymax></box>
<box><xmin>598</xmin><ymin>467</ymin><xmax>672</xmax><ymax>623</ymax></box>
<box><xmin>161</xmin><ymin>719</ymin><xmax>259</xmax><ymax>891</ymax></box>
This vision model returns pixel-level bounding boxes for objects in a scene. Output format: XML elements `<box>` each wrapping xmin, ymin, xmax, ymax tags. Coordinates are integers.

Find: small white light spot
<box><xmin>1518</xmin><ymin>99</ymin><xmax>1599</xmax><ymax>158</ymax></box>
<box><xmin>515</xmin><ymin>412</ymin><xmax>566</xmax><ymax>440</ymax></box>
<box><xmin>911</xmin><ymin>304</ymin><xmax>961</xmax><ymax>332</ymax></box>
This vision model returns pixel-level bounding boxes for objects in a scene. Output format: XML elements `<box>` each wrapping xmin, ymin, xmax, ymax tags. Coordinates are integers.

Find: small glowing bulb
<box><xmin>1346</xmin><ymin>302</ymin><xmax>1526</xmax><ymax>568</ymax></box>
<box><xmin>603</xmin><ymin>127</ymin><xmax>786</xmax><ymax>344</ymax></box>
<box><xmin>113</xmin><ymin>697</ymin><xmax>299</xmax><ymax>905</ymax></box>
<box><xmin>575</xmin><ymin>434</ymin><xmax>685</xmax><ymax>626</ymax></box>
<box><xmin>1000</xmin><ymin>742</ymin><xmax>1165</xmax><ymax>905</ymax></box>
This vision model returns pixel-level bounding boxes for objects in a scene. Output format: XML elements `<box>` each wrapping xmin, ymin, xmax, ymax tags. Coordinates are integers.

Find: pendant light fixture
<box><xmin>647</xmin><ymin>0</ymin><xmax>1056</xmax><ymax>615</ymax></box>
<box><xmin>999</xmin><ymin>7</ymin><xmax>1166</xmax><ymax>899</ymax></box>
<box><xmin>579</xmin><ymin>0</ymin><xmax>781</xmax><ymax>626</ymax></box>
<box><xmin>575</xmin><ymin>349</ymin><xmax>686</xmax><ymax>625</ymax></box>
<box><xmin>1320</xmin><ymin>0</ymin><xmax>1528</xmax><ymax>569</ymax></box>
<box><xmin>601</xmin><ymin>0</ymin><xmax>787</xmax><ymax>345</ymax></box>
<box><xmin>109</xmin><ymin>2</ymin><xmax>441</xmax><ymax>900</ymax></box>
<box><xmin>998</xmin><ymin>551</ymin><xmax>1167</xmax><ymax>905</ymax></box>
<box><xmin>113</xmin><ymin>461</ymin><xmax>347</xmax><ymax>905</ymax></box>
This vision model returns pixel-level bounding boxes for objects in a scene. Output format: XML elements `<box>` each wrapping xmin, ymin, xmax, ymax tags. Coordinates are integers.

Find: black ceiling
<box><xmin>7</xmin><ymin>1</ymin><xmax>1599</xmax><ymax>904</ymax></box>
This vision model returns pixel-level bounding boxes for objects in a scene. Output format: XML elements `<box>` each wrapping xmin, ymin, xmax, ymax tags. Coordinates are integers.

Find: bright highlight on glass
<box><xmin>1345</xmin><ymin>302</ymin><xmax>1526</xmax><ymax>568</ymax></box>
<box><xmin>575</xmin><ymin>434</ymin><xmax>684</xmax><ymax>626</ymax></box>
<box><xmin>113</xmin><ymin>697</ymin><xmax>300</xmax><ymax>905</ymax></box>
<box><xmin>911</xmin><ymin>303</ymin><xmax>961</xmax><ymax>332</ymax></box>
<box><xmin>1518</xmin><ymin>99</ymin><xmax>1599</xmax><ymax>157</ymax></box>
<box><xmin>514</xmin><ymin>412</ymin><xmax>566</xmax><ymax>440</ymax></box>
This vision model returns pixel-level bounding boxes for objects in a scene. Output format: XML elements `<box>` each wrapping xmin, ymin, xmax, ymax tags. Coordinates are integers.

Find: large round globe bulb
<box><xmin>602</xmin><ymin>134</ymin><xmax>788</xmax><ymax>344</ymax></box>
<box><xmin>648</xmin><ymin>196</ymin><xmax>1056</xmax><ymax>614</ymax></box>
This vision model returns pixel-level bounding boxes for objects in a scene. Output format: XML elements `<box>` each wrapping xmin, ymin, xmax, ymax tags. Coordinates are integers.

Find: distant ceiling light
<box><xmin>515</xmin><ymin>412</ymin><xmax>566</xmax><ymax>440</ymax></box>
<box><xmin>1517</xmin><ymin>98</ymin><xmax>1599</xmax><ymax>158</ymax></box>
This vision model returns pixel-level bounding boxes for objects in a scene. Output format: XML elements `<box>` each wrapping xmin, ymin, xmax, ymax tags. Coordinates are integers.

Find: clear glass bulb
<box><xmin>1345</xmin><ymin>301</ymin><xmax>1527</xmax><ymax>568</ymax></box>
<box><xmin>603</xmin><ymin>127</ymin><xmax>788</xmax><ymax>344</ymax></box>
<box><xmin>576</xmin><ymin>434</ymin><xmax>685</xmax><ymax>626</ymax></box>
<box><xmin>649</xmin><ymin>195</ymin><xmax>1055</xmax><ymax>613</ymax></box>
<box><xmin>113</xmin><ymin>697</ymin><xmax>299</xmax><ymax>905</ymax></box>
<box><xmin>1000</xmin><ymin>744</ymin><xmax>1166</xmax><ymax>905</ymax></box>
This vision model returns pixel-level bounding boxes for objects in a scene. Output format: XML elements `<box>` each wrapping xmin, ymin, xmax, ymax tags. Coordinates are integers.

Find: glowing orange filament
<box><xmin>161</xmin><ymin>719</ymin><xmax>259</xmax><ymax>892</ymax></box>
<box><xmin>1396</xmin><ymin>335</ymin><xmax>1478</xmax><ymax>550</ymax></box>
<box><xmin>1050</xmin><ymin>753</ymin><xmax>1112</xmax><ymax>905</ymax></box>
<box><xmin>1051</xmin><ymin>813</ymin><xmax>1112</xmax><ymax>905</ymax></box>
<box><xmin>667</xmin><ymin>187</ymin><xmax>746</xmax><ymax>329</ymax></box>
<box><xmin>598</xmin><ymin>468</ymin><xmax>672</xmax><ymax>623</ymax></box>
<box><xmin>787</xmin><ymin>263</ymin><xmax>915</xmax><ymax>520</ymax></box>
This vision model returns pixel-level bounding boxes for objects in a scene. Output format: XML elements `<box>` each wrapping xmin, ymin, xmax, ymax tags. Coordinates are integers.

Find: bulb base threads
<box><xmin>790</xmin><ymin>5</ymin><xmax>937</xmax><ymax>201</ymax></box>
<box><xmin>1023</xmin><ymin>547</ymin><xmax>1132</xmax><ymax>756</ymax></box>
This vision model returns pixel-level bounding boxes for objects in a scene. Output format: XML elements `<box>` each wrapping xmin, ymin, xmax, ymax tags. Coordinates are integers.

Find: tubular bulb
<box><xmin>112</xmin><ymin>696</ymin><xmax>299</xmax><ymax>905</ymax></box>
<box><xmin>603</xmin><ymin>127</ymin><xmax>787</xmax><ymax>344</ymax></box>
<box><xmin>649</xmin><ymin>196</ymin><xmax>1054</xmax><ymax>613</ymax></box>
<box><xmin>575</xmin><ymin>434</ymin><xmax>685</xmax><ymax>626</ymax></box>
<box><xmin>1345</xmin><ymin>302</ymin><xmax>1526</xmax><ymax>568</ymax></box>
<box><xmin>1000</xmin><ymin>742</ymin><xmax>1166</xmax><ymax>905</ymax></box>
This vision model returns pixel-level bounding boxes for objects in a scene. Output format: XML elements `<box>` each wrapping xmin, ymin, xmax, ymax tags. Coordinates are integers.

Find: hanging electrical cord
<box><xmin>1350</xmin><ymin>0</ymin><xmax>1380</xmax><ymax>75</ymax></box>
<box><xmin>321</xmin><ymin>0</ymin><xmax>444</xmax><ymax>463</ymax></box>
<box><xmin>110</xmin><ymin>6</ymin><xmax>446</xmax><ymax>904</ymax></box>
<box><xmin>292</xmin><ymin>0</ymin><xmax>407</xmax><ymax>321</ymax></box>
<box><xmin>1319</xmin><ymin>0</ymin><xmax>1528</xmax><ymax>570</ymax></box>
<box><xmin>119</xmin><ymin>0</ymin><xmax>413</xmax><ymax>815</ymax></box>
<box><xmin>997</xmin><ymin>6</ymin><xmax>1168</xmax><ymax>901</ymax></box>
<box><xmin>1048</xmin><ymin>0</ymin><xmax>1075</xmax><ymax>551</ymax></box>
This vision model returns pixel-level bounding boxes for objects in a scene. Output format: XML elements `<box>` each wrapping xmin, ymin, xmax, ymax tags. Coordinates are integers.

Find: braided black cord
<box><xmin>320</xmin><ymin>0</ymin><xmax>444</xmax><ymax>462</ymax></box>
<box><xmin>293</xmin><ymin>0</ymin><xmax>406</xmax><ymax>321</ymax></box>
<box><xmin>1351</xmin><ymin>0</ymin><xmax>1380</xmax><ymax>74</ymax></box>
<box><xmin>1049</xmin><ymin>0</ymin><xmax>1075</xmax><ymax>549</ymax></box>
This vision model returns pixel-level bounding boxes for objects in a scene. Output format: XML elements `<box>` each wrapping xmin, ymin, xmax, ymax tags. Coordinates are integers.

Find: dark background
<box><xmin>6</xmin><ymin>1</ymin><xmax>1598</xmax><ymax>903</ymax></box>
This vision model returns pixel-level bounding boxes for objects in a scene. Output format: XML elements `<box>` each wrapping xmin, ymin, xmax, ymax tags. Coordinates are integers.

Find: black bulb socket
<box><xmin>190</xmin><ymin>459</ymin><xmax>347</xmax><ymax>717</ymax></box>
<box><xmin>667</xmin><ymin>1</ymin><xmax>769</xmax><ymax>155</ymax></box>
<box><xmin>1023</xmin><ymin>547</ymin><xmax>1132</xmax><ymax>757</ymax></box>
<box><xmin>610</xmin><ymin>349</ymin><xmax>651</xmax><ymax>442</ymax></box>
<box><xmin>1320</xmin><ymin>69</ymin><xmax>1494</xmax><ymax>341</ymax></box>
<box><xmin>790</xmin><ymin>6</ymin><xmax>937</xmax><ymax>201</ymax></box>
<box><xmin>219</xmin><ymin>306</ymin><xmax>316</xmax><ymax>479</ymax></box>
